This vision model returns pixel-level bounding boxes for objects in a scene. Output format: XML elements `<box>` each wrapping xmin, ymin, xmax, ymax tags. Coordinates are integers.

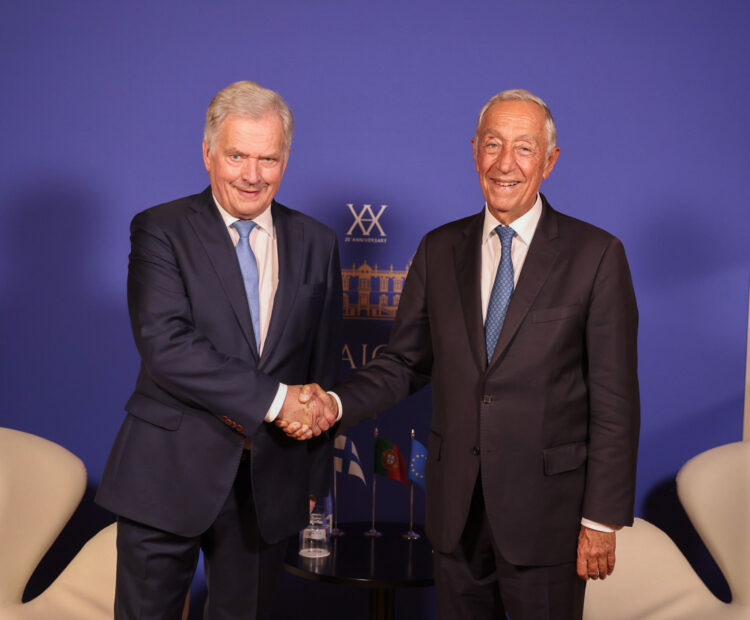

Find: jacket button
<box><xmin>472</xmin><ymin>446</ymin><xmax>480</xmax><ymax>456</ymax></box>
<box><xmin>482</xmin><ymin>395</ymin><xmax>492</xmax><ymax>404</ymax></box>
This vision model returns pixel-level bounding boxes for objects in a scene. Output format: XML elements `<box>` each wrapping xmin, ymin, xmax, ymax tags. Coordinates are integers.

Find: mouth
<box><xmin>492</xmin><ymin>180</ymin><xmax>520</xmax><ymax>189</ymax></box>
<box><xmin>234</xmin><ymin>185</ymin><xmax>265</xmax><ymax>198</ymax></box>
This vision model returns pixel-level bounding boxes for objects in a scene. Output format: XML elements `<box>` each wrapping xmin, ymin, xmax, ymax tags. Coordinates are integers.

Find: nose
<box><xmin>495</xmin><ymin>145</ymin><xmax>516</xmax><ymax>173</ymax></box>
<box><xmin>241</xmin><ymin>157</ymin><xmax>261</xmax><ymax>183</ymax></box>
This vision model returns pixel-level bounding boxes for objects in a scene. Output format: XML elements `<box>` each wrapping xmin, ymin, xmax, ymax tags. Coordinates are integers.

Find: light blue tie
<box><xmin>485</xmin><ymin>225</ymin><xmax>515</xmax><ymax>362</ymax></box>
<box><xmin>232</xmin><ymin>220</ymin><xmax>261</xmax><ymax>351</ymax></box>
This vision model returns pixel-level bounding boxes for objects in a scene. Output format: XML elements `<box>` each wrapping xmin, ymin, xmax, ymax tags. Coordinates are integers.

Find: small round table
<box><xmin>283</xmin><ymin>522</ymin><xmax>434</xmax><ymax>620</ymax></box>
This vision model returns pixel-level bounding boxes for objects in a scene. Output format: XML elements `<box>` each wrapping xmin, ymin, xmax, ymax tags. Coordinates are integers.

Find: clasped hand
<box><xmin>275</xmin><ymin>384</ymin><xmax>338</xmax><ymax>440</ymax></box>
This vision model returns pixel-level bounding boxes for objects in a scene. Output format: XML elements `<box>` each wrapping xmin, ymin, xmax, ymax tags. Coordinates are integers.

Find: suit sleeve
<box><xmin>306</xmin><ymin>233</ymin><xmax>344</xmax><ymax>498</ymax></box>
<box><xmin>582</xmin><ymin>237</ymin><xmax>640</xmax><ymax>526</ymax></box>
<box><xmin>335</xmin><ymin>236</ymin><xmax>433</xmax><ymax>429</ymax></box>
<box><xmin>127</xmin><ymin>210</ymin><xmax>279</xmax><ymax>435</ymax></box>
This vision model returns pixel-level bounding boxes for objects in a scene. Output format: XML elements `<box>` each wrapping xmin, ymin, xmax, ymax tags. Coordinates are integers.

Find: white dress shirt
<box><xmin>480</xmin><ymin>194</ymin><xmax>542</xmax><ymax>320</ymax></box>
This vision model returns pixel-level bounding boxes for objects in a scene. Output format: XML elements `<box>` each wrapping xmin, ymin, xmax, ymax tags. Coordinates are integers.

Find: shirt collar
<box><xmin>212</xmin><ymin>194</ymin><xmax>275</xmax><ymax>239</ymax></box>
<box><xmin>482</xmin><ymin>193</ymin><xmax>542</xmax><ymax>247</ymax></box>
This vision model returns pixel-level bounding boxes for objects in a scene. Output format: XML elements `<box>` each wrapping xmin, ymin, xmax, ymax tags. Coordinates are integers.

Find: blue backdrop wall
<box><xmin>1</xmin><ymin>1</ymin><xmax>748</xmax><ymax>617</ymax></box>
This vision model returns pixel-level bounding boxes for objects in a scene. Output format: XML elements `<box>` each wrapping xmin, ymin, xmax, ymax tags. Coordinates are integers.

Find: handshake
<box><xmin>274</xmin><ymin>384</ymin><xmax>339</xmax><ymax>440</ymax></box>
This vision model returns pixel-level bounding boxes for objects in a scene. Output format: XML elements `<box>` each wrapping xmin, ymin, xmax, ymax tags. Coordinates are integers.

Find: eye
<box><xmin>229</xmin><ymin>153</ymin><xmax>242</xmax><ymax>161</ymax></box>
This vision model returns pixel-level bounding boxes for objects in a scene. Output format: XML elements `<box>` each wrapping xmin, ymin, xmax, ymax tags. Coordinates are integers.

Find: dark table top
<box><xmin>283</xmin><ymin>522</ymin><xmax>434</xmax><ymax>589</ymax></box>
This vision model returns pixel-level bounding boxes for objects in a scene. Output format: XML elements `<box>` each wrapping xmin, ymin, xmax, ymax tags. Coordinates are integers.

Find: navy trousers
<box><xmin>114</xmin><ymin>452</ymin><xmax>287</xmax><ymax>620</ymax></box>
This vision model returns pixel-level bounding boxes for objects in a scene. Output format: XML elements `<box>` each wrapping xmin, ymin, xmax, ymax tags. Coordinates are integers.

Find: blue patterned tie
<box><xmin>485</xmin><ymin>225</ymin><xmax>515</xmax><ymax>362</ymax></box>
<box><xmin>232</xmin><ymin>220</ymin><xmax>261</xmax><ymax>351</ymax></box>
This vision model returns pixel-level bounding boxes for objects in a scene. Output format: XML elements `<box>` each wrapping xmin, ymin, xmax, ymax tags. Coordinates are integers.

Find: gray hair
<box><xmin>204</xmin><ymin>81</ymin><xmax>294</xmax><ymax>154</ymax></box>
<box><xmin>475</xmin><ymin>89</ymin><xmax>557</xmax><ymax>155</ymax></box>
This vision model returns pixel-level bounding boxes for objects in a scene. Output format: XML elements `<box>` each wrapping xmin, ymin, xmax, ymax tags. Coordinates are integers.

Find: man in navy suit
<box><xmin>285</xmin><ymin>90</ymin><xmax>640</xmax><ymax>620</ymax></box>
<box><xmin>96</xmin><ymin>81</ymin><xmax>341</xmax><ymax>619</ymax></box>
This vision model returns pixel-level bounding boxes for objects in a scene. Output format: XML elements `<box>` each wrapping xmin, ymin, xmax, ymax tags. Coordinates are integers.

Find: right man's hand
<box><xmin>275</xmin><ymin>383</ymin><xmax>338</xmax><ymax>440</ymax></box>
<box><xmin>275</xmin><ymin>384</ymin><xmax>337</xmax><ymax>440</ymax></box>
<box><xmin>576</xmin><ymin>525</ymin><xmax>616</xmax><ymax>581</ymax></box>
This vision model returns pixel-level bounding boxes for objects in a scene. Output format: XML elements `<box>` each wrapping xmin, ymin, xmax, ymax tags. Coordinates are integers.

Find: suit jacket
<box><xmin>335</xmin><ymin>195</ymin><xmax>639</xmax><ymax>566</ymax></box>
<box><xmin>96</xmin><ymin>187</ymin><xmax>342</xmax><ymax>544</ymax></box>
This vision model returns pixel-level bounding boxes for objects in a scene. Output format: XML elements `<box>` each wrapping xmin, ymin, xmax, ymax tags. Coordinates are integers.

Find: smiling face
<box><xmin>202</xmin><ymin>113</ymin><xmax>288</xmax><ymax>219</ymax></box>
<box><xmin>472</xmin><ymin>99</ymin><xmax>560</xmax><ymax>225</ymax></box>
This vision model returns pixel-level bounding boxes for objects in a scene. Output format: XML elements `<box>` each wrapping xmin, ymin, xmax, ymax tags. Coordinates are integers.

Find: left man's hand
<box><xmin>576</xmin><ymin>525</ymin><xmax>616</xmax><ymax>581</ymax></box>
<box><xmin>275</xmin><ymin>383</ymin><xmax>338</xmax><ymax>440</ymax></box>
<box><xmin>275</xmin><ymin>385</ymin><xmax>336</xmax><ymax>440</ymax></box>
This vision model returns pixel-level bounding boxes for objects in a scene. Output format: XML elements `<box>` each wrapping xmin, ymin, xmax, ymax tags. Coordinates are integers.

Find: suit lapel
<box><xmin>262</xmin><ymin>202</ymin><xmax>303</xmax><ymax>363</ymax></box>
<box><xmin>454</xmin><ymin>211</ymin><xmax>486</xmax><ymax>371</ymax></box>
<box><xmin>489</xmin><ymin>197</ymin><xmax>560</xmax><ymax>368</ymax></box>
<box><xmin>187</xmin><ymin>188</ymin><xmax>259</xmax><ymax>359</ymax></box>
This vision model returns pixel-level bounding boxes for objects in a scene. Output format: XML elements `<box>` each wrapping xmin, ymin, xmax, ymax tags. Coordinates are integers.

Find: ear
<box><xmin>542</xmin><ymin>146</ymin><xmax>561</xmax><ymax>179</ymax></box>
<box><xmin>202</xmin><ymin>140</ymin><xmax>211</xmax><ymax>172</ymax></box>
<box><xmin>471</xmin><ymin>137</ymin><xmax>480</xmax><ymax>173</ymax></box>
<box><xmin>280</xmin><ymin>150</ymin><xmax>290</xmax><ymax>176</ymax></box>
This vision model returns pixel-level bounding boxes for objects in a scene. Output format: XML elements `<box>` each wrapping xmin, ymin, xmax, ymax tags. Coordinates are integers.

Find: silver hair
<box><xmin>475</xmin><ymin>89</ymin><xmax>557</xmax><ymax>155</ymax></box>
<box><xmin>204</xmin><ymin>81</ymin><xmax>294</xmax><ymax>154</ymax></box>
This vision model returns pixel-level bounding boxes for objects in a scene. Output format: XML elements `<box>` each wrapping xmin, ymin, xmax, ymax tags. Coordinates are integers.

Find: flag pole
<box><xmin>331</xmin><ymin>465</ymin><xmax>343</xmax><ymax>537</ymax></box>
<box><xmin>365</xmin><ymin>427</ymin><xmax>382</xmax><ymax>537</ymax></box>
<box><xmin>404</xmin><ymin>428</ymin><xmax>420</xmax><ymax>540</ymax></box>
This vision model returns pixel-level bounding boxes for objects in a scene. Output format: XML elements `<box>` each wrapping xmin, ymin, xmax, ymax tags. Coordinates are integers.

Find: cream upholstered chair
<box><xmin>0</xmin><ymin>428</ymin><xmax>192</xmax><ymax>620</ymax></box>
<box><xmin>0</xmin><ymin>428</ymin><xmax>117</xmax><ymax>619</ymax></box>
<box><xmin>583</xmin><ymin>441</ymin><xmax>750</xmax><ymax>619</ymax></box>
<box><xmin>676</xmin><ymin>441</ymin><xmax>750</xmax><ymax>609</ymax></box>
<box><xmin>0</xmin><ymin>428</ymin><xmax>88</xmax><ymax>608</ymax></box>
<box><xmin>582</xmin><ymin>517</ymin><xmax>732</xmax><ymax>619</ymax></box>
<box><xmin>0</xmin><ymin>524</ymin><xmax>118</xmax><ymax>619</ymax></box>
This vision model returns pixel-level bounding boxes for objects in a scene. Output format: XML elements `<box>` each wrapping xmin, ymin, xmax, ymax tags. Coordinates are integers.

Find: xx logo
<box><xmin>346</xmin><ymin>204</ymin><xmax>388</xmax><ymax>237</ymax></box>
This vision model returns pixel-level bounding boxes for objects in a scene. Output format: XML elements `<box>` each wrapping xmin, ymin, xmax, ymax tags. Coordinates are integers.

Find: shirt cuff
<box><xmin>580</xmin><ymin>518</ymin><xmax>616</xmax><ymax>533</ymax></box>
<box><xmin>264</xmin><ymin>383</ymin><xmax>288</xmax><ymax>422</ymax></box>
<box><xmin>328</xmin><ymin>391</ymin><xmax>343</xmax><ymax>422</ymax></box>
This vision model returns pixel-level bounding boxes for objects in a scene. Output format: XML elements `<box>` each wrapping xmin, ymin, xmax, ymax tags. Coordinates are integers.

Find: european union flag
<box><xmin>408</xmin><ymin>437</ymin><xmax>427</xmax><ymax>489</ymax></box>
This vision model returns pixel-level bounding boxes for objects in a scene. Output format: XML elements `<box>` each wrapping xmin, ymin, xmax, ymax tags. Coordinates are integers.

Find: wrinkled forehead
<box><xmin>214</xmin><ymin>114</ymin><xmax>286</xmax><ymax>149</ymax></box>
<box><xmin>479</xmin><ymin>101</ymin><xmax>547</xmax><ymax>135</ymax></box>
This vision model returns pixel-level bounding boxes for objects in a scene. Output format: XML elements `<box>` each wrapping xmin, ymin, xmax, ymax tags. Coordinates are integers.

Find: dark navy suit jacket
<box><xmin>96</xmin><ymin>187</ymin><xmax>342</xmax><ymax>544</ymax></box>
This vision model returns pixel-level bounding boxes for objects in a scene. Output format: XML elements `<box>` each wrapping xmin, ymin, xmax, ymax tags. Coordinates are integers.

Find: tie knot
<box><xmin>495</xmin><ymin>225</ymin><xmax>514</xmax><ymax>247</ymax></box>
<box><xmin>232</xmin><ymin>220</ymin><xmax>257</xmax><ymax>239</ymax></box>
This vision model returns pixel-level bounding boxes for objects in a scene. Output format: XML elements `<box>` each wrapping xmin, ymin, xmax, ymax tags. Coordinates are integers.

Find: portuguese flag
<box><xmin>374</xmin><ymin>437</ymin><xmax>408</xmax><ymax>487</ymax></box>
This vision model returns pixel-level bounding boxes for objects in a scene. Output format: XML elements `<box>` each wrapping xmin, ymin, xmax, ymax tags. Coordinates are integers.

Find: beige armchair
<box><xmin>676</xmin><ymin>441</ymin><xmax>750</xmax><ymax>609</ymax></box>
<box><xmin>0</xmin><ymin>428</ymin><xmax>116</xmax><ymax>619</ymax></box>
<box><xmin>583</xmin><ymin>441</ymin><xmax>750</xmax><ymax>619</ymax></box>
